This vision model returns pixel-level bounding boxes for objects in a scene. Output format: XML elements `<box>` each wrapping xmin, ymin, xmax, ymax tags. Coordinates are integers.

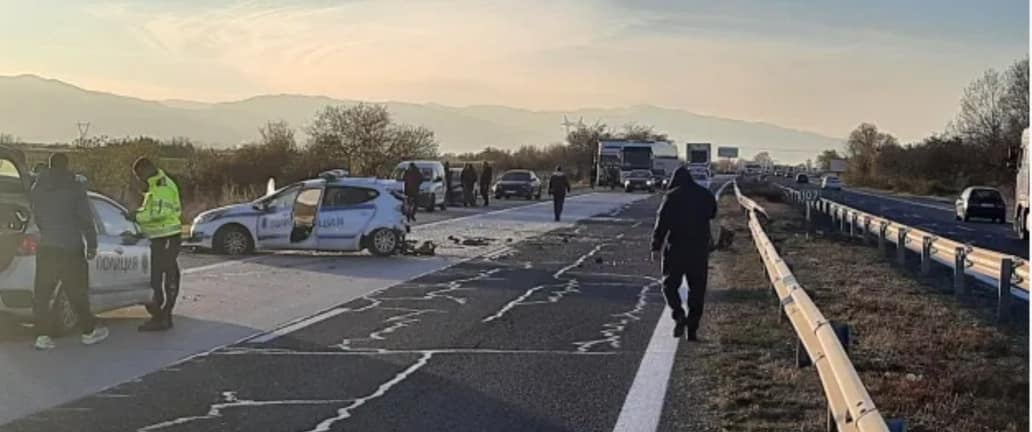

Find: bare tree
<box><xmin>816</xmin><ymin>149</ymin><xmax>842</xmax><ymax>170</ymax></box>
<box><xmin>953</xmin><ymin>69</ymin><xmax>1008</xmax><ymax>150</ymax></box>
<box><xmin>845</xmin><ymin>123</ymin><xmax>897</xmax><ymax>183</ymax></box>
<box><xmin>618</xmin><ymin>122</ymin><xmax>668</xmax><ymax>141</ymax></box>
<box><xmin>306</xmin><ymin>104</ymin><xmax>438</xmax><ymax>177</ymax></box>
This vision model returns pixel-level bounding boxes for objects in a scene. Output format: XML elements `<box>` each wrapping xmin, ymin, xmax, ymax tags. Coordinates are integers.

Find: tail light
<box><xmin>17</xmin><ymin>233</ymin><xmax>38</xmax><ymax>256</ymax></box>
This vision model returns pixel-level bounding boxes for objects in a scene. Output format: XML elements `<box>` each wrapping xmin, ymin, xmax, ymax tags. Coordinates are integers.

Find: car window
<box><xmin>263</xmin><ymin>186</ymin><xmax>301</xmax><ymax>210</ymax></box>
<box><xmin>502</xmin><ymin>172</ymin><xmax>531</xmax><ymax>181</ymax></box>
<box><xmin>91</xmin><ymin>198</ymin><xmax>137</xmax><ymax>236</ymax></box>
<box><xmin>323</xmin><ymin>186</ymin><xmax>378</xmax><ymax>207</ymax></box>
<box><xmin>971</xmin><ymin>189</ymin><xmax>1002</xmax><ymax>201</ymax></box>
<box><xmin>293</xmin><ymin>188</ymin><xmax>323</xmax><ymax>223</ymax></box>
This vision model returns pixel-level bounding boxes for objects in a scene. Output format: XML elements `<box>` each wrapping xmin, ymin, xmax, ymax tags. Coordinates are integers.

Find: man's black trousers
<box><xmin>661</xmin><ymin>250</ymin><xmax>709</xmax><ymax>332</ymax></box>
<box><xmin>149</xmin><ymin>235</ymin><xmax>181</xmax><ymax>321</ymax></box>
<box><xmin>33</xmin><ymin>246</ymin><xmax>95</xmax><ymax>336</ymax></box>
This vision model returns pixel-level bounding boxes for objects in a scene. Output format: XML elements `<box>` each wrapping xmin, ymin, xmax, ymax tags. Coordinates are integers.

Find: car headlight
<box><xmin>624</xmin><ymin>180</ymin><xmax>631</xmax><ymax>186</ymax></box>
<box><xmin>646</xmin><ymin>180</ymin><xmax>654</xmax><ymax>186</ymax></box>
<box><xmin>194</xmin><ymin>210</ymin><xmax>226</xmax><ymax>225</ymax></box>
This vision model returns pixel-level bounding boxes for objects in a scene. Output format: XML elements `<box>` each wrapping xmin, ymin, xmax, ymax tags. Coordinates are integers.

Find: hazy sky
<box><xmin>0</xmin><ymin>0</ymin><xmax>1027</xmax><ymax>141</ymax></box>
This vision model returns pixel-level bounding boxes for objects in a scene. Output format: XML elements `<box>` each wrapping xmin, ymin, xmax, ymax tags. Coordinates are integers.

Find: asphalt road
<box><xmin>765</xmin><ymin>177</ymin><xmax>1028</xmax><ymax>258</ymax></box>
<box><xmin>3</xmin><ymin>195</ymin><xmax>671</xmax><ymax>432</ymax></box>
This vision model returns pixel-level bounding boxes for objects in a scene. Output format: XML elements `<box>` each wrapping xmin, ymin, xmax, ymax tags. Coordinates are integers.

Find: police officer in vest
<box><xmin>651</xmin><ymin>166</ymin><xmax>716</xmax><ymax>341</ymax></box>
<box><xmin>129</xmin><ymin>158</ymin><xmax>183</xmax><ymax>332</ymax></box>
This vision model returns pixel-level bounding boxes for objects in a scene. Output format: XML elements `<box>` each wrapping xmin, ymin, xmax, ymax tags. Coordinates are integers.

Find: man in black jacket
<box><xmin>548</xmin><ymin>166</ymin><xmax>571</xmax><ymax>222</ymax></box>
<box><xmin>479</xmin><ymin>162</ymin><xmax>493</xmax><ymax>207</ymax></box>
<box><xmin>651</xmin><ymin>167</ymin><xmax>716</xmax><ymax>341</ymax></box>
<box><xmin>461</xmin><ymin>163</ymin><xmax>478</xmax><ymax>207</ymax></box>
<box><xmin>30</xmin><ymin>153</ymin><xmax>109</xmax><ymax>349</ymax></box>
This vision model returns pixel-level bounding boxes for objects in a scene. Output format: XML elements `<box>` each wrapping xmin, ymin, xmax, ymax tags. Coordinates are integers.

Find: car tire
<box><xmin>51</xmin><ymin>289</ymin><xmax>78</xmax><ymax>336</ymax></box>
<box><xmin>367</xmin><ymin>228</ymin><xmax>400</xmax><ymax>257</ymax></box>
<box><xmin>214</xmin><ymin>225</ymin><xmax>254</xmax><ymax>256</ymax></box>
<box><xmin>425</xmin><ymin>194</ymin><xmax>436</xmax><ymax>213</ymax></box>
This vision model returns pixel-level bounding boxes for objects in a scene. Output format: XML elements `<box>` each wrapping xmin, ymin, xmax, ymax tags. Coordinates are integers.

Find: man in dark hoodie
<box><xmin>403</xmin><ymin>162</ymin><xmax>423</xmax><ymax>222</ymax></box>
<box><xmin>651</xmin><ymin>166</ymin><xmax>716</xmax><ymax>341</ymax></box>
<box><xmin>30</xmin><ymin>153</ymin><xmax>108</xmax><ymax>350</ymax></box>
<box><xmin>461</xmin><ymin>163</ymin><xmax>478</xmax><ymax>207</ymax></box>
<box><xmin>548</xmin><ymin>165</ymin><xmax>571</xmax><ymax>221</ymax></box>
<box><xmin>479</xmin><ymin>162</ymin><xmax>493</xmax><ymax>207</ymax></box>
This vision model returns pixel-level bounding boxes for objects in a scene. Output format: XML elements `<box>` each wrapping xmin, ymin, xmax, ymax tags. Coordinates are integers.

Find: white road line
<box><xmin>844</xmin><ymin>188</ymin><xmax>953</xmax><ymax>213</ymax></box>
<box><xmin>611</xmin><ymin>287</ymin><xmax>682</xmax><ymax>432</ymax></box>
<box><xmin>249</xmin><ymin>308</ymin><xmax>350</xmax><ymax>343</ymax></box>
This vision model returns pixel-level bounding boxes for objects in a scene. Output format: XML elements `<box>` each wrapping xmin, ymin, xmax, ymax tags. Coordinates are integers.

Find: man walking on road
<box><xmin>443</xmin><ymin>160</ymin><xmax>452</xmax><ymax>205</ymax></box>
<box><xmin>30</xmin><ymin>153</ymin><xmax>108</xmax><ymax>350</ymax></box>
<box><xmin>461</xmin><ymin>163</ymin><xmax>478</xmax><ymax>207</ymax></box>
<box><xmin>403</xmin><ymin>162</ymin><xmax>422</xmax><ymax>222</ymax></box>
<box><xmin>479</xmin><ymin>161</ymin><xmax>493</xmax><ymax>207</ymax></box>
<box><xmin>549</xmin><ymin>165</ymin><xmax>571</xmax><ymax>222</ymax></box>
<box><xmin>130</xmin><ymin>158</ymin><xmax>183</xmax><ymax>332</ymax></box>
<box><xmin>651</xmin><ymin>166</ymin><xmax>716</xmax><ymax>341</ymax></box>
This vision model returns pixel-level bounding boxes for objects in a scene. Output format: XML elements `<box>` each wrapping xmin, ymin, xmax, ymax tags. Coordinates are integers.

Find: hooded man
<box><xmin>479</xmin><ymin>162</ymin><xmax>493</xmax><ymax>207</ymax></box>
<box><xmin>30</xmin><ymin>153</ymin><xmax>108</xmax><ymax>349</ymax></box>
<box><xmin>403</xmin><ymin>162</ymin><xmax>423</xmax><ymax>222</ymax></box>
<box><xmin>461</xmin><ymin>163</ymin><xmax>478</xmax><ymax>207</ymax></box>
<box><xmin>651</xmin><ymin>166</ymin><xmax>716</xmax><ymax>341</ymax></box>
<box><xmin>130</xmin><ymin>157</ymin><xmax>183</xmax><ymax>332</ymax></box>
<box><xmin>548</xmin><ymin>165</ymin><xmax>572</xmax><ymax>222</ymax></box>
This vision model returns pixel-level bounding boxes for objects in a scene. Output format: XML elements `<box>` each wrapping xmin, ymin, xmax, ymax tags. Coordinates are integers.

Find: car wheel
<box><xmin>368</xmin><ymin>228</ymin><xmax>399</xmax><ymax>257</ymax></box>
<box><xmin>52</xmin><ymin>289</ymin><xmax>78</xmax><ymax>336</ymax></box>
<box><xmin>425</xmin><ymin>194</ymin><xmax>436</xmax><ymax>213</ymax></box>
<box><xmin>214</xmin><ymin>225</ymin><xmax>254</xmax><ymax>256</ymax></box>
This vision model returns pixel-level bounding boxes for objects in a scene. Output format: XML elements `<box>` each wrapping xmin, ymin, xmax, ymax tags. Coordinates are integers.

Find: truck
<box><xmin>1015</xmin><ymin>128</ymin><xmax>1029</xmax><ymax>240</ymax></box>
<box><xmin>828</xmin><ymin>158</ymin><xmax>847</xmax><ymax>174</ymax></box>
<box><xmin>685</xmin><ymin>143</ymin><xmax>711</xmax><ymax>168</ymax></box>
<box><xmin>596</xmin><ymin>140</ymin><xmax>655</xmax><ymax>189</ymax></box>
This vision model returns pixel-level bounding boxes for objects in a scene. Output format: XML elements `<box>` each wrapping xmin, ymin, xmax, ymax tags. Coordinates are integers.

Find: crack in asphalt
<box><xmin>136</xmin><ymin>391</ymin><xmax>354</xmax><ymax>432</ymax></box>
<box><xmin>572</xmin><ymin>282</ymin><xmax>659</xmax><ymax>353</ymax></box>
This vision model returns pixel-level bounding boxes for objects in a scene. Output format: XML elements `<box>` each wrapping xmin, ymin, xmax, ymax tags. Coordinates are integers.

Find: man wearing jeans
<box><xmin>130</xmin><ymin>158</ymin><xmax>183</xmax><ymax>332</ymax></box>
<box><xmin>30</xmin><ymin>153</ymin><xmax>108</xmax><ymax>349</ymax></box>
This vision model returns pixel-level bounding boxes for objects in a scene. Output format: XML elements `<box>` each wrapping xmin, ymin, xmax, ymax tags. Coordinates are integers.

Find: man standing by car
<box><xmin>30</xmin><ymin>153</ymin><xmax>108</xmax><ymax>350</ymax></box>
<box><xmin>461</xmin><ymin>163</ymin><xmax>478</xmax><ymax>207</ymax></box>
<box><xmin>549</xmin><ymin>165</ymin><xmax>571</xmax><ymax>222</ymax></box>
<box><xmin>650</xmin><ymin>167</ymin><xmax>716</xmax><ymax>341</ymax></box>
<box><xmin>443</xmin><ymin>161</ymin><xmax>453</xmax><ymax>205</ymax></box>
<box><xmin>403</xmin><ymin>162</ymin><xmax>422</xmax><ymax>222</ymax></box>
<box><xmin>130</xmin><ymin>158</ymin><xmax>183</xmax><ymax>332</ymax></box>
<box><xmin>479</xmin><ymin>161</ymin><xmax>493</xmax><ymax>207</ymax></box>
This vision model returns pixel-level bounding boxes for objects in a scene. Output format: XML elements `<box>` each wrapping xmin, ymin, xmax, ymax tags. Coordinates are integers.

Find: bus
<box><xmin>597</xmin><ymin>140</ymin><xmax>655</xmax><ymax>188</ymax></box>
<box><xmin>650</xmin><ymin>141</ymin><xmax>680</xmax><ymax>180</ymax></box>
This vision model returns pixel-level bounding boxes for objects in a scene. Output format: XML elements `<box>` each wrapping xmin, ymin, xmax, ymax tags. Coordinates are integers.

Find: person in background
<box><xmin>548</xmin><ymin>165</ymin><xmax>571</xmax><ymax>222</ymax></box>
<box><xmin>650</xmin><ymin>166</ymin><xmax>717</xmax><ymax>341</ymax></box>
<box><xmin>607</xmin><ymin>165</ymin><xmax>620</xmax><ymax>190</ymax></box>
<box><xmin>403</xmin><ymin>162</ymin><xmax>422</xmax><ymax>222</ymax></box>
<box><xmin>589</xmin><ymin>161</ymin><xmax>598</xmax><ymax>189</ymax></box>
<box><xmin>461</xmin><ymin>163</ymin><xmax>478</xmax><ymax>207</ymax></box>
<box><xmin>130</xmin><ymin>157</ymin><xmax>183</xmax><ymax>332</ymax></box>
<box><xmin>443</xmin><ymin>160</ymin><xmax>453</xmax><ymax>205</ymax></box>
<box><xmin>479</xmin><ymin>161</ymin><xmax>493</xmax><ymax>207</ymax></box>
<box><xmin>30</xmin><ymin>153</ymin><xmax>108</xmax><ymax>349</ymax></box>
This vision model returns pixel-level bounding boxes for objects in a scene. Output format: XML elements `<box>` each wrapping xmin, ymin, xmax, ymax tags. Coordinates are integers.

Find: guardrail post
<box><xmin>997</xmin><ymin>258</ymin><xmax>1013</xmax><ymax>323</ymax></box>
<box><xmin>953</xmin><ymin>247</ymin><xmax>967</xmax><ymax>295</ymax></box>
<box><xmin>896</xmin><ymin>229</ymin><xmax>908</xmax><ymax>266</ymax></box>
<box><xmin>849</xmin><ymin>213</ymin><xmax>857</xmax><ymax>238</ymax></box>
<box><xmin>839</xmin><ymin>210</ymin><xmax>847</xmax><ymax>234</ymax></box>
<box><xmin>863</xmin><ymin>217</ymin><xmax>873</xmax><ymax>245</ymax></box>
<box><xmin>920</xmin><ymin>236</ymin><xmax>933</xmax><ymax>275</ymax></box>
<box><xmin>878</xmin><ymin>222</ymin><xmax>888</xmax><ymax>253</ymax></box>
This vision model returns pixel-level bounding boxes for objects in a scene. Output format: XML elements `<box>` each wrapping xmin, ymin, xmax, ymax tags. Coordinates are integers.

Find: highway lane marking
<box><xmin>844</xmin><ymin>188</ymin><xmax>953</xmax><ymax>213</ymax></box>
<box><xmin>216</xmin><ymin>347</ymin><xmax>622</xmax><ymax>356</ymax></box>
<box><xmin>611</xmin><ymin>286</ymin><xmax>682</xmax><ymax>432</ymax></box>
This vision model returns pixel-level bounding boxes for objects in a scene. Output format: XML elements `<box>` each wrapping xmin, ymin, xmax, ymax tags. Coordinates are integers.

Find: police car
<box><xmin>0</xmin><ymin>147</ymin><xmax>154</xmax><ymax>333</ymax></box>
<box><xmin>186</xmin><ymin>171</ymin><xmax>408</xmax><ymax>256</ymax></box>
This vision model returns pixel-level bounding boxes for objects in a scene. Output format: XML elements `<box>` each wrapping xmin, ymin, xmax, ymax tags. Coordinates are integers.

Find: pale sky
<box><xmin>0</xmin><ymin>0</ymin><xmax>1027</xmax><ymax>141</ymax></box>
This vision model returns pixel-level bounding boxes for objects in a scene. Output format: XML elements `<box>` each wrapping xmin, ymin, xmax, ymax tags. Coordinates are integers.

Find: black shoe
<box><xmin>673</xmin><ymin>320</ymin><xmax>685</xmax><ymax>338</ymax></box>
<box><xmin>138</xmin><ymin>319</ymin><xmax>172</xmax><ymax>332</ymax></box>
<box><xmin>684</xmin><ymin>329</ymin><xmax>698</xmax><ymax>342</ymax></box>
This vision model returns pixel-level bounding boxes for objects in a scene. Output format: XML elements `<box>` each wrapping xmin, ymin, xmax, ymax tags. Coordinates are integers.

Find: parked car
<box><xmin>0</xmin><ymin>147</ymin><xmax>154</xmax><ymax>334</ymax></box>
<box><xmin>493</xmin><ymin>170</ymin><xmax>543</xmax><ymax>200</ymax></box>
<box><xmin>955</xmin><ymin>186</ymin><xmax>1007</xmax><ymax>223</ymax></box>
<box><xmin>623</xmin><ymin>170</ymin><xmax>656</xmax><ymax>193</ymax></box>
<box><xmin>795</xmin><ymin>173</ymin><xmax>809</xmax><ymax>184</ymax></box>
<box><xmin>390</xmin><ymin>161</ymin><xmax>448</xmax><ymax>212</ymax></box>
<box><xmin>821</xmin><ymin>175</ymin><xmax>843</xmax><ymax>190</ymax></box>
<box><xmin>187</xmin><ymin>172</ymin><xmax>408</xmax><ymax>257</ymax></box>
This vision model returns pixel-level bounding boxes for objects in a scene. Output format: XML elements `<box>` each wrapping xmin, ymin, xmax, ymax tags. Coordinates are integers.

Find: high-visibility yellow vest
<box><xmin>136</xmin><ymin>170</ymin><xmax>182</xmax><ymax>239</ymax></box>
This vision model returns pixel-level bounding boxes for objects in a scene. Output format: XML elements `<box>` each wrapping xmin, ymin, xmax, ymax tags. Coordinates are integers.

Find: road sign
<box><xmin>717</xmin><ymin>146</ymin><xmax>739</xmax><ymax>158</ymax></box>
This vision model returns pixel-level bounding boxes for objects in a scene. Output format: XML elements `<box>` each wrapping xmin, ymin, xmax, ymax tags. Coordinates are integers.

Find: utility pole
<box><xmin>76</xmin><ymin>122</ymin><xmax>90</xmax><ymax>147</ymax></box>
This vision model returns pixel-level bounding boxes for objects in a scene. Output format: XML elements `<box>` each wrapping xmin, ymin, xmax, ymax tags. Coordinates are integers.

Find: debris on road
<box><xmin>400</xmin><ymin>240</ymin><xmax>437</xmax><ymax>256</ymax></box>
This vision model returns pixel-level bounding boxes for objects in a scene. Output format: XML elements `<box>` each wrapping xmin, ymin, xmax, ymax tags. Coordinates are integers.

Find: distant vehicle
<box><xmin>187</xmin><ymin>173</ymin><xmax>408</xmax><ymax>257</ymax></box>
<box><xmin>690</xmin><ymin>168</ymin><xmax>712</xmax><ymax>190</ymax></box>
<box><xmin>1014</xmin><ymin>128</ymin><xmax>1029</xmax><ymax>239</ymax></box>
<box><xmin>821</xmin><ymin>175</ymin><xmax>842</xmax><ymax>190</ymax></box>
<box><xmin>650</xmin><ymin>141</ymin><xmax>680</xmax><ymax>183</ymax></box>
<box><xmin>391</xmin><ymin>161</ymin><xmax>448</xmax><ymax>212</ymax></box>
<box><xmin>795</xmin><ymin>173</ymin><xmax>809</xmax><ymax>184</ymax></box>
<box><xmin>651</xmin><ymin>168</ymin><xmax>669</xmax><ymax>189</ymax></box>
<box><xmin>685</xmin><ymin>143</ymin><xmax>712</xmax><ymax>168</ymax></box>
<box><xmin>773</xmin><ymin>171</ymin><xmax>784</xmax><ymax>177</ymax></box>
<box><xmin>955</xmin><ymin>187</ymin><xmax>1006</xmax><ymax>223</ymax></box>
<box><xmin>492</xmin><ymin>170</ymin><xmax>542</xmax><ymax>200</ymax></box>
<box><xmin>0</xmin><ymin>147</ymin><xmax>153</xmax><ymax>333</ymax></box>
<box><xmin>828</xmin><ymin>158</ymin><xmax>847</xmax><ymax>174</ymax></box>
<box><xmin>623</xmin><ymin>169</ymin><xmax>655</xmax><ymax>193</ymax></box>
<box><xmin>597</xmin><ymin>140</ymin><xmax>655</xmax><ymax>188</ymax></box>
<box><xmin>744</xmin><ymin>164</ymin><xmax>762</xmax><ymax>175</ymax></box>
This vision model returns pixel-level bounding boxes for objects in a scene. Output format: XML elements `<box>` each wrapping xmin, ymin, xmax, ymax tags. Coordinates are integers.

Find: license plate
<box><xmin>980</xmin><ymin>203</ymin><xmax>995</xmax><ymax>208</ymax></box>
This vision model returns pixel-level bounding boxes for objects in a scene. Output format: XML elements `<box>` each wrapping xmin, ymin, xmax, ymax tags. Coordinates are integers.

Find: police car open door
<box><xmin>256</xmin><ymin>185</ymin><xmax>301</xmax><ymax>250</ymax></box>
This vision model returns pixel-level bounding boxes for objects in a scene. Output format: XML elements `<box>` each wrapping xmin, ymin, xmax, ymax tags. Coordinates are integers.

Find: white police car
<box><xmin>186</xmin><ymin>172</ymin><xmax>408</xmax><ymax>256</ymax></box>
<box><xmin>0</xmin><ymin>148</ymin><xmax>154</xmax><ymax>333</ymax></box>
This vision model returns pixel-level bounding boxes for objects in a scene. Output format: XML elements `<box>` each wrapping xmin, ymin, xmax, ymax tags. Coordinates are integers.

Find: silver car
<box><xmin>0</xmin><ymin>148</ymin><xmax>152</xmax><ymax>334</ymax></box>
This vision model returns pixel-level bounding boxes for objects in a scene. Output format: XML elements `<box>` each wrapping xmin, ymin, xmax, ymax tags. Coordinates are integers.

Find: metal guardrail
<box><xmin>734</xmin><ymin>179</ymin><xmax>896</xmax><ymax>432</ymax></box>
<box><xmin>775</xmin><ymin>183</ymin><xmax>1028</xmax><ymax>321</ymax></box>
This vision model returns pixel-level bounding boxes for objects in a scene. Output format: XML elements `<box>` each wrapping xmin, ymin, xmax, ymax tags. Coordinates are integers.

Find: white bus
<box><xmin>597</xmin><ymin>140</ymin><xmax>655</xmax><ymax>188</ymax></box>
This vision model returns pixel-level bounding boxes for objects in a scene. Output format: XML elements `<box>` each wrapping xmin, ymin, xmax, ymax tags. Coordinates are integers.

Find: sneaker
<box><xmin>81</xmin><ymin>327</ymin><xmax>110</xmax><ymax>345</ymax></box>
<box><xmin>34</xmin><ymin>336</ymin><xmax>56</xmax><ymax>350</ymax></box>
<box><xmin>138</xmin><ymin>319</ymin><xmax>172</xmax><ymax>332</ymax></box>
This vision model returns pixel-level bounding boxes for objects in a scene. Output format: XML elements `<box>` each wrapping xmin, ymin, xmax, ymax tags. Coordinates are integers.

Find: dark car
<box><xmin>492</xmin><ymin>170</ymin><xmax>542</xmax><ymax>200</ymax></box>
<box><xmin>651</xmin><ymin>169</ymin><xmax>669</xmax><ymax>189</ymax></box>
<box><xmin>956</xmin><ymin>186</ymin><xmax>1006</xmax><ymax>223</ymax></box>
<box><xmin>623</xmin><ymin>170</ymin><xmax>655</xmax><ymax>193</ymax></box>
<box><xmin>795</xmin><ymin>173</ymin><xmax>809</xmax><ymax>184</ymax></box>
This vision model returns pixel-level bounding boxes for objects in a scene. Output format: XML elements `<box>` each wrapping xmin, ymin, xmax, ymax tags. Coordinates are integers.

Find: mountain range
<box><xmin>0</xmin><ymin>74</ymin><xmax>841</xmax><ymax>163</ymax></box>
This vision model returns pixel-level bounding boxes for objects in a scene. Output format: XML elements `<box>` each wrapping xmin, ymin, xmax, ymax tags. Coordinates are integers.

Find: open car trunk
<box><xmin>0</xmin><ymin>146</ymin><xmax>30</xmax><ymax>272</ymax></box>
